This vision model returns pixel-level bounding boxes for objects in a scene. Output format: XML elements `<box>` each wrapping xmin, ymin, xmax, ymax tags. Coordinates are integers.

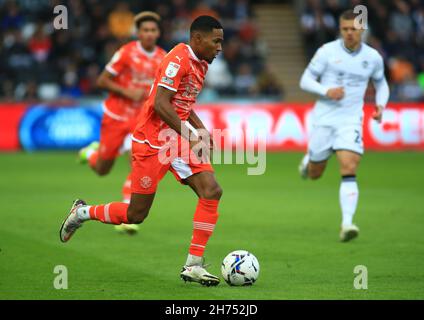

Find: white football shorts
<box><xmin>308</xmin><ymin>123</ymin><xmax>364</xmax><ymax>162</ymax></box>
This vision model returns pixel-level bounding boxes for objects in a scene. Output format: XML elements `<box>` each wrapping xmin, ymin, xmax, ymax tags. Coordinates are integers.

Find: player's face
<box><xmin>137</xmin><ymin>21</ymin><xmax>160</xmax><ymax>49</ymax></box>
<box><xmin>199</xmin><ymin>28</ymin><xmax>224</xmax><ymax>64</ymax></box>
<box><xmin>339</xmin><ymin>19</ymin><xmax>363</xmax><ymax>49</ymax></box>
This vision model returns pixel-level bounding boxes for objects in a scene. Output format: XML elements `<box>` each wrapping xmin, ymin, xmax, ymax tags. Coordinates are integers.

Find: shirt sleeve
<box><xmin>371</xmin><ymin>54</ymin><xmax>385</xmax><ymax>82</ymax></box>
<box><xmin>157</xmin><ymin>54</ymin><xmax>188</xmax><ymax>92</ymax></box>
<box><xmin>105</xmin><ymin>47</ymin><xmax>127</xmax><ymax>76</ymax></box>
<box><xmin>307</xmin><ymin>46</ymin><xmax>328</xmax><ymax>77</ymax></box>
<box><xmin>299</xmin><ymin>68</ymin><xmax>328</xmax><ymax>97</ymax></box>
<box><xmin>373</xmin><ymin>75</ymin><xmax>390</xmax><ymax>108</ymax></box>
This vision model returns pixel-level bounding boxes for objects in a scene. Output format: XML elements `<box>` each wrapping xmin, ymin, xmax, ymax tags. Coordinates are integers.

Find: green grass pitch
<box><xmin>0</xmin><ymin>151</ymin><xmax>423</xmax><ymax>300</ymax></box>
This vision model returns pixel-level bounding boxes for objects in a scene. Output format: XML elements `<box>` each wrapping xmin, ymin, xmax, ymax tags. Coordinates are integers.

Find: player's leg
<box><xmin>182</xmin><ymin>171</ymin><xmax>222</xmax><ymax>286</ymax></box>
<box><xmin>59</xmin><ymin>199</ymin><xmax>130</xmax><ymax>243</ymax></box>
<box><xmin>121</xmin><ymin>172</ymin><xmax>132</xmax><ymax>203</ymax></box>
<box><xmin>306</xmin><ymin>158</ymin><xmax>328</xmax><ymax>180</ymax></box>
<box><xmin>184</xmin><ymin>170</ymin><xmax>222</xmax><ymax>263</ymax></box>
<box><xmin>60</xmin><ymin>142</ymin><xmax>165</xmax><ymax>242</ymax></box>
<box><xmin>170</xmin><ymin>153</ymin><xmax>222</xmax><ymax>286</ymax></box>
<box><xmin>334</xmin><ymin>125</ymin><xmax>364</xmax><ymax>242</ymax></box>
<box><xmin>117</xmin><ymin>133</ymin><xmax>134</xmax><ymax>203</ymax></box>
<box><xmin>125</xmin><ymin>193</ymin><xmax>155</xmax><ymax>224</ymax></box>
<box><xmin>91</xmin><ymin>157</ymin><xmax>116</xmax><ymax>176</ymax></box>
<box><xmin>125</xmin><ymin>141</ymin><xmax>171</xmax><ymax>224</ymax></box>
<box><xmin>299</xmin><ymin>125</ymin><xmax>333</xmax><ymax>180</ymax></box>
<box><xmin>336</xmin><ymin>150</ymin><xmax>361</xmax><ymax>242</ymax></box>
<box><xmin>115</xmin><ymin>134</ymin><xmax>140</xmax><ymax>234</ymax></box>
<box><xmin>59</xmin><ymin>194</ymin><xmax>155</xmax><ymax>243</ymax></box>
<box><xmin>78</xmin><ymin>115</ymin><xmax>125</xmax><ymax>176</ymax></box>
<box><xmin>79</xmin><ymin>140</ymin><xmax>116</xmax><ymax>176</ymax></box>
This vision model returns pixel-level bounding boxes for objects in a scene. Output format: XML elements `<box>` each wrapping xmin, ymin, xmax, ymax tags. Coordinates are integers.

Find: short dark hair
<box><xmin>340</xmin><ymin>9</ymin><xmax>360</xmax><ymax>21</ymax></box>
<box><xmin>134</xmin><ymin>11</ymin><xmax>161</xmax><ymax>29</ymax></box>
<box><xmin>190</xmin><ymin>15</ymin><xmax>223</xmax><ymax>36</ymax></box>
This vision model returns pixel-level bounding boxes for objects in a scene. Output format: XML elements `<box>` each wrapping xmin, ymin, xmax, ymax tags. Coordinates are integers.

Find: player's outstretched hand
<box><xmin>326</xmin><ymin>87</ymin><xmax>345</xmax><ymax>100</ymax></box>
<box><xmin>372</xmin><ymin>105</ymin><xmax>384</xmax><ymax>123</ymax></box>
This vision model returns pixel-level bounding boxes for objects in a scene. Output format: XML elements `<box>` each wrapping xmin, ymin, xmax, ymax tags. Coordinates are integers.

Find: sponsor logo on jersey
<box><xmin>362</xmin><ymin>61</ymin><xmax>368</xmax><ymax>69</ymax></box>
<box><xmin>161</xmin><ymin>76</ymin><xmax>174</xmax><ymax>86</ymax></box>
<box><xmin>165</xmin><ymin>62</ymin><xmax>180</xmax><ymax>78</ymax></box>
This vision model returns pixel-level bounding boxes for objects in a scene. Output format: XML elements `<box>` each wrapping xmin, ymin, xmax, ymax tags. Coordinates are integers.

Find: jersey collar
<box><xmin>340</xmin><ymin>39</ymin><xmax>362</xmax><ymax>56</ymax></box>
<box><xmin>137</xmin><ymin>41</ymin><xmax>157</xmax><ymax>58</ymax></box>
<box><xmin>186</xmin><ymin>44</ymin><xmax>201</xmax><ymax>62</ymax></box>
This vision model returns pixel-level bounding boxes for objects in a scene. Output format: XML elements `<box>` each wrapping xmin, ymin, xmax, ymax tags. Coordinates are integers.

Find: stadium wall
<box><xmin>1</xmin><ymin>102</ymin><xmax>423</xmax><ymax>152</ymax></box>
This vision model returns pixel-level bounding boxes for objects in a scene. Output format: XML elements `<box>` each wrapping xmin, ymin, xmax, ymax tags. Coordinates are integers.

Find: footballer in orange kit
<box><xmin>78</xmin><ymin>12</ymin><xmax>166</xmax><ymax>234</ymax></box>
<box><xmin>61</xmin><ymin>16</ymin><xmax>224</xmax><ymax>286</ymax></box>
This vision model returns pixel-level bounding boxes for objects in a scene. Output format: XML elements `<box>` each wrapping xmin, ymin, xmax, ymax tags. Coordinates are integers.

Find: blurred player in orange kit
<box><xmin>78</xmin><ymin>12</ymin><xmax>166</xmax><ymax>234</ymax></box>
<box><xmin>61</xmin><ymin>15</ymin><xmax>224</xmax><ymax>286</ymax></box>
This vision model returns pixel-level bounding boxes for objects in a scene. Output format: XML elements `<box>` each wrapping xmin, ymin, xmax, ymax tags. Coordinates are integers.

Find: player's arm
<box><xmin>96</xmin><ymin>70</ymin><xmax>144</xmax><ymax>101</ymax></box>
<box><xmin>371</xmin><ymin>56</ymin><xmax>390</xmax><ymax>123</ymax></box>
<box><xmin>188</xmin><ymin>110</ymin><xmax>214</xmax><ymax>149</ymax></box>
<box><xmin>299</xmin><ymin>47</ymin><xmax>344</xmax><ymax>100</ymax></box>
<box><xmin>154</xmin><ymin>88</ymin><xmax>209</xmax><ymax>159</ymax></box>
<box><xmin>154</xmin><ymin>56</ymin><xmax>195</xmax><ymax>141</ymax></box>
<box><xmin>154</xmin><ymin>87</ymin><xmax>191</xmax><ymax>140</ymax></box>
<box><xmin>97</xmin><ymin>48</ymin><xmax>145</xmax><ymax>101</ymax></box>
<box><xmin>97</xmin><ymin>70</ymin><xmax>145</xmax><ymax>101</ymax></box>
<box><xmin>188</xmin><ymin>110</ymin><xmax>206</xmax><ymax>130</ymax></box>
<box><xmin>372</xmin><ymin>77</ymin><xmax>389</xmax><ymax>123</ymax></box>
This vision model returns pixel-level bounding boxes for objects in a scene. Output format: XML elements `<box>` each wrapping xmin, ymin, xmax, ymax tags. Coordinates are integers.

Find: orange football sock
<box><xmin>89</xmin><ymin>203</ymin><xmax>129</xmax><ymax>224</ymax></box>
<box><xmin>88</xmin><ymin>151</ymin><xmax>99</xmax><ymax>169</ymax></box>
<box><xmin>189</xmin><ymin>199</ymin><xmax>220</xmax><ymax>257</ymax></box>
<box><xmin>122</xmin><ymin>173</ymin><xmax>132</xmax><ymax>203</ymax></box>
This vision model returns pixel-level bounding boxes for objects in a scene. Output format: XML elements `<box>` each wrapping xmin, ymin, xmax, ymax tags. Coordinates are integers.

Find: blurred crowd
<box><xmin>300</xmin><ymin>0</ymin><xmax>424</xmax><ymax>102</ymax></box>
<box><xmin>2</xmin><ymin>0</ymin><xmax>422</xmax><ymax>103</ymax></box>
<box><xmin>0</xmin><ymin>0</ymin><xmax>283</xmax><ymax>102</ymax></box>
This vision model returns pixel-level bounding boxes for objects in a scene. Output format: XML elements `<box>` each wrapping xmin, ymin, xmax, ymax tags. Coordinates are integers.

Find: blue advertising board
<box><xmin>19</xmin><ymin>104</ymin><xmax>103</xmax><ymax>151</ymax></box>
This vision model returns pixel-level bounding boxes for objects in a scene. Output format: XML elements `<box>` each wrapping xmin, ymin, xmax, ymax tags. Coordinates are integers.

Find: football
<box><xmin>221</xmin><ymin>250</ymin><xmax>260</xmax><ymax>286</ymax></box>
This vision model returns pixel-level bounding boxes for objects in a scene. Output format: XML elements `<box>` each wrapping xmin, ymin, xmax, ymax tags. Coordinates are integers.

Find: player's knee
<box><xmin>93</xmin><ymin>158</ymin><xmax>115</xmax><ymax>176</ymax></box>
<box><xmin>341</xmin><ymin>162</ymin><xmax>358</xmax><ymax>175</ymax></box>
<box><xmin>127</xmin><ymin>205</ymin><xmax>150</xmax><ymax>224</ymax></box>
<box><xmin>309</xmin><ymin>169</ymin><xmax>323</xmax><ymax>180</ymax></box>
<box><xmin>203</xmin><ymin>184</ymin><xmax>223</xmax><ymax>200</ymax></box>
<box><xmin>96</xmin><ymin>167</ymin><xmax>111</xmax><ymax>176</ymax></box>
<box><xmin>309</xmin><ymin>173</ymin><xmax>322</xmax><ymax>180</ymax></box>
<box><xmin>95</xmin><ymin>163</ymin><xmax>113</xmax><ymax>176</ymax></box>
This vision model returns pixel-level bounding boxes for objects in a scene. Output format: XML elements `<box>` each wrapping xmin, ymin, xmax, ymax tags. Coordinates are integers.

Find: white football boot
<box><xmin>59</xmin><ymin>199</ymin><xmax>86</xmax><ymax>243</ymax></box>
<box><xmin>298</xmin><ymin>154</ymin><xmax>310</xmax><ymax>179</ymax></box>
<box><xmin>180</xmin><ymin>262</ymin><xmax>220</xmax><ymax>287</ymax></box>
<box><xmin>340</xmin><ymin>224</ymin><xmax>360</xmax><ymax>242</ymax></box>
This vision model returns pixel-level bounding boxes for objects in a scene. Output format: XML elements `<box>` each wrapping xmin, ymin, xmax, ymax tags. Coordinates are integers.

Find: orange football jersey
<box><xmin>132</xmin><ymin>43</ymin><xmax>209</xmax><ymax>152</ymax></box>
<box><xmin>104</xmin><ymin>41</ymin><xmax>166</xmax><ymax>120</ymax></box>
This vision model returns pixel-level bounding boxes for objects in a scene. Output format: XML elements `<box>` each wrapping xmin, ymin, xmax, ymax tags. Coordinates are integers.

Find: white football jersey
<box><xmin>307</xmin><ymin>39</ymin><xmax>385</xmax><ymax>125</ymax></box>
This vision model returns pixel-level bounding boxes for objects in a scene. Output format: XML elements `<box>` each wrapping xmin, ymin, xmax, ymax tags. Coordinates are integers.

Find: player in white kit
<box><xmin>298</xmin><ymin>10</ymin><xmax>390</xmax><ymax>242</ymax></box>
